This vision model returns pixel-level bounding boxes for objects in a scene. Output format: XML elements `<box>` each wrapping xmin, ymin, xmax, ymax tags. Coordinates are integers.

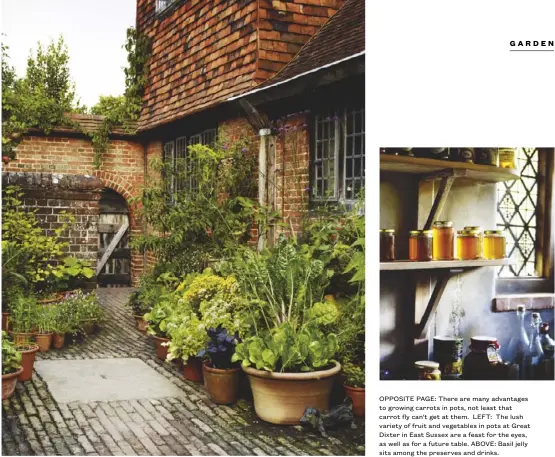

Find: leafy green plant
<box><xmin>2</xmin><ymin>331</ymin><xmax>22</xmax><ymax>375</ymax></box>
<box><xmin>49</xmin><ymin>257</ymin><xmax>95</xmax><ymax>291</ymax></box>
<box><xmin>1</xmin><ymin>241</ymin><xmax>30</xmax><ymax>312</ymax></box>
<box><xmin>36</xmin><ymin>305</ymin><xmax>55</xmax><ymax>334</ymax></box>
<box><xmin>343</xmin><ymin>362</ymin><xmax>365</xmax><ymax>388</ymax></box>
<box><xmin>59</xmin><ymin>291</ymin><xmax>103</xmax><ymax>335</ymax></box>
<box><xmin>51</xmin><ymin>301</ymin><xmax>77</xmax><ymax>335</ymax></box>
<box><xmin>9</xmin><ymin>295</ymin><xmax>38</xmax><ymax>334</ymax></box>
<box><xmin>165</xmin><ymin>312</ymin><xmax>206</xmax><ymax>363</ymax></box>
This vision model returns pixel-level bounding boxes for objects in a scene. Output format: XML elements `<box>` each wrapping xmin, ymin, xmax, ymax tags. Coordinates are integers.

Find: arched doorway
<box><xmin>97</xmin><ymin>189</ymin><xmax>131</xmax><ymax>287</ymax></box>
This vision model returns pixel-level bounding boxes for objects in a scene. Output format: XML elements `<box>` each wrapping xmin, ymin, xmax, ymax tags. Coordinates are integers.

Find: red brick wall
<box><xmin>4</xmin><ymin>134</ymin><xmax>146</xmax><ymax>285</ymax></box>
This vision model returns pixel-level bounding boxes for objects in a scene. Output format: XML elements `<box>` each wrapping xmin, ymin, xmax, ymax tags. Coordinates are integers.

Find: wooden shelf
<box><xmin>380</xmin><ymin>258</ymin><xmax>513</xmax><ymax>271</ymax></box>
<box><xmin>380</xmin><ymin>155</ymin><xmax>520</xmax><ymax>183</ymax></box>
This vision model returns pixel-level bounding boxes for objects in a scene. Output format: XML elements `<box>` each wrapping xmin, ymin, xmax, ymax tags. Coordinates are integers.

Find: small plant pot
<box><xmin>183</xmin><ymin>357</ymin><xmax>203</xmax><ymax>382</ymax></box>
<box><xmin>37</xmin><ymin>293</ymin><xmax>63</xmax><ymax>305</ymax></box>
<box><xmin>153</xmin><ymin>336</ymin><xmax>169</xmax><ymax>360</ymax></box>
<box><xmin>203</xmin><ymin>362</ymin><xmax>240</xmax><ymax>404</ymax></box>
<box><xmin>9</xmin><ymin>331</ymin><xmax>35</xmax><ymax>345</ymax></box>
<box><xmin>35</xmin><ymin>332</ymin><xmax>53</xmax><ymax>352</ymax></box>
<box><xmin>134</xmin><ymin>316</ymin><xmax>148</xmax><ymax>333</ymax></box>
<box><xmin>344</xmin><ymin>384</ymin><xmax>365</xmax><ymax>417</ymax></box>
<box><xmin>2</xmin><ymin>313</ymin><xmax>11</xmax><ymax>331</ymax></box>
<box><xmin>81</xmin><ymin>320</ymin><xmax>96</xmax><ymax>335</ymax></box>
<box><xmin>2</xmin><ymin>366</ymin><xmax>23</xmax><ymax>400</ymax></box>
<box><xmin>52</xmin><ymin>333</ymin><xmax>66</xmax><ymax>349</ymax></box>
<box><xmin>16</xmin><ymin>344</ymin><xmax>40</xmax><ymax>382</ymax></box>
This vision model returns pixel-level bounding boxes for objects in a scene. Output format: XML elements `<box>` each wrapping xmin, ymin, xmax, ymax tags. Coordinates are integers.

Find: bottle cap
<box><xmin>517</xmin><ymin>304</ymin><xmax>525</xmax><ymax>313</ymax></box>
<box><xmin>409</xmin><ymin>230</ymin><xmax>421</xmax><ymax>236</ymax></box>
<box><xmin>433</xmin><ymin>221</ymin><xmax>453</xmax><ymax>228</ymax></box>
<box><xmin>419</xmin><ymin>230</ymin><xmax>433</xmax><ymax>236</ymax></box>
<box><xmin>381</xmin><ymin>229</ymin><xmax>395</xmax><ymax>233</ymax></box>
<box><xmin>484</xmin><ymin>230</ymin><xmax>504</xmax><ymax>236</ymax></box>
<box><xmin>464</xmin><ymin>226</ymin><xmax>482</xmax><ymax>232</ymax></box>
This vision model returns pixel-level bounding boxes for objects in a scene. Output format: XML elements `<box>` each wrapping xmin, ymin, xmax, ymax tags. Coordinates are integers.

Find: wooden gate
<box><xmin>97</xmin><ymin>189</ymin><xmax>130</xmax><ymax>287</ymax></box>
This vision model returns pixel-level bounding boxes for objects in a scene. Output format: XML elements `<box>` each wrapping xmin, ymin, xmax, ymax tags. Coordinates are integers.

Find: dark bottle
<box><xmin>506</xmin><ymin>304</ymin><xmax>530</xmax><ymax>379</ymax></box>
<box><xmin>539</xmin><ymin>322</ymin><xmax>554</xmax><ymax>380</ymax></box>
<box><xmin>529</xmin><ymin>312</ymin><xmax>545</xmax><ymax>380</ymax></box>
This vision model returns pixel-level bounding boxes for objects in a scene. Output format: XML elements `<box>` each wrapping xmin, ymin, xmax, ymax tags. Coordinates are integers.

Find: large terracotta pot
<box><xmin>9</xmin><ymin>331</ymin><xmax>35</xmax><ymax>345</ymax></box>
<box><xmin>2</xmin><ymin>367</ymin><xmax>23</xmax><ymax>400</ymax></box>
<box><xmin>243</xmin><ymin>361</ymin><xmax>341</xmax><ymax>424</ymax></box>
<box><xmin>344</xmin><ymin>384</ymin><xmax>365</xmax><ymax>417</ymax></box>
<box><xmin>2</xmin><ymin>313</ymin><xmax>10</xmax><ymax>331</ymax></box>
<box><xmin>16</xmin><ymin>344</ymin><xmax>39</xmax><ymax>382</ymax></box>
<box><xmin>153</xmin><ymin>336</ymin><xmax>169</xmax><ymax>360</ymax></box>
<box><xmin>35</xmin><ymin>332</ymin><xmax>53</xmax><ymax>352</ymax></box>
<box><xmin>53</xmin><ymin>333</ymin><xmax>65</xmax><ymax>349</ymax></box>
<box><xmin>134</xmin><ymin>316</ymin><xmax>148</xmax><ymax>333</ymax></box>
<box><xmin>183</xmin><ymin>357</ymin><xmax>203</xmax><ymax>382</ymax></box>
<box><xmin>203</xmin><ymin>362</ymin><xmax>239</xmax><ymax>404</ymax></box>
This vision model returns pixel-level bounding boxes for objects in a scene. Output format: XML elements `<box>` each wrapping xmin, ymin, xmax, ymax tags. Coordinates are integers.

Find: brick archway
<box><xmin>92</xmin><ymin>170</ymin><xmax>143</xmax><ymax>286</ymax></box>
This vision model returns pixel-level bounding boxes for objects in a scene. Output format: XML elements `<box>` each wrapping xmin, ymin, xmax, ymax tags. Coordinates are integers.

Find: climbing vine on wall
<box><xmin>89</xmin><ymin>27</ymin><xmax>151</xmax><ymax>168</ymax></box>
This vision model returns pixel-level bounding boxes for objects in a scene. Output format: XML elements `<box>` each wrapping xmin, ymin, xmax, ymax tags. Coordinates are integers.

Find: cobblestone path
<box><xmin>2</xmin><ymin>288</ymin><xmax>365</xmax><ymax>456</ymax></box>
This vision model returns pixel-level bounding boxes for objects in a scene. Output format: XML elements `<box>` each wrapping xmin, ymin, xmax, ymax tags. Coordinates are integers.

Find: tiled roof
<box><xmin>136</xmin><ymin>0</ymin><xmax>345</xmax><ymax>132</ymax></box>
<box><xmin>255</xmin><ymin>0</ymin><xmax>364</xmax><ymax>89</ymax></box>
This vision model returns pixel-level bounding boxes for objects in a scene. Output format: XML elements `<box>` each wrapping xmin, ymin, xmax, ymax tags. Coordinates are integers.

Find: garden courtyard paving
<box><xmin>2</xmin><ymin>288</ymin><xmax>365</xmax><ymax>456</ymax></box>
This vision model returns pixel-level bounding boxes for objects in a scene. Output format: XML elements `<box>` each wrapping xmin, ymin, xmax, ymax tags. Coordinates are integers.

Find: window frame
<box><xmin>496</xmin><ymin>148</ymin><xmax>554</xmax><ymax>295</ymax></box>
<box><xmin>311</xmin><ymin>107</ymin><xmax>365</xmax><ymax>206</ymax></box>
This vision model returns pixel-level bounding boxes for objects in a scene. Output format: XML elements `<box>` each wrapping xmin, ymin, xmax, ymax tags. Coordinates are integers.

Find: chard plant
<box><xmin>2</xmin><ymin>331</ymin><xmax>22</xmax><ymax>375</ymax></box>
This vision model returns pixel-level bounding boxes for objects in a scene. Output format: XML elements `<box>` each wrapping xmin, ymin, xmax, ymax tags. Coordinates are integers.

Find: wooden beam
<box><xmin>96</xmin><ymin>220</ymin><xmax>129</xmax><ymax>275</ymax></box>
<box><xmin>237</xmin><ymin>99</ymin><xmax>271</xmax><ymax>131</ymax></box>
<box><xmin>414</xmin><ymin>271</ymin><xmax>451</xmax><ymax>339</ymax></box>
<box><xmin>423</xmin><ymin>174</ymin><xmax>456</xmax><ymax>230</ymax></box>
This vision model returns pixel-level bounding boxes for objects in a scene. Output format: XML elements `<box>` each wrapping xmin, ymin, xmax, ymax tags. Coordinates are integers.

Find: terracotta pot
<box><xmin>35</xmin><ymin>332</ymin><xmax>53</xmax><ymax>352</ymax></box>
<box><xmin>2</xmin><ymin>366</ymin><xmax>23</xmax><ymax>400</ymax></box>
<box><xmin>203</xmin><ymin>362</ymin><xmax>240</xmax><ymax>404</ymax></box>
<box><xmin>242</xmin><ymin>361</ymin><xmax>341</xmax><ymax>424</ymax></box>
<box><xmin>183</xmin><ymin>357</ymin><xmax>203</xmax><ymax>382</ymax></box>
<box><xmin>9</xmin><ymin>331</ymin><xmax>35</xmax><ymax>345</ymax></box>
<box><xmin>344</xmin><ymin>384</ymin><xmax>365</xmax><ymax>417</ymax></box>
<box><xmin>2</xmin><ymin>313</ymin><xmax>10</xmax><ymax>331</ymax></box>
<box><xmin>52</xmin><ymin>333</ymin><xmax>65</xmax><ymax>349</ymax></box>
<box><xmin>16</xmin><ymin>344</ymin><xmax>39</xmax><ymax>382</ymax></box>
<box><xmin>134</xmin><ymin>316</ymin><xmax>148</xmax><ymax>333</ymax></box>
<box><xmin>153</xmin><ymin>336</ymin><xmax>169</xmax><ymax>360</ymax></box>
<box><xmin>38</xmin><ymin>293</ymin><xmax>63</xmax><ymax>305</ymax></box>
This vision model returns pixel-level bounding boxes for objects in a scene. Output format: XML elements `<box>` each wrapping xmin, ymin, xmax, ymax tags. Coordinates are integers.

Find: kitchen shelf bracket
<box><xmin>422</xmin><ymin>169</ymin><xmax>465</xmax><ymax>230</ymax></box>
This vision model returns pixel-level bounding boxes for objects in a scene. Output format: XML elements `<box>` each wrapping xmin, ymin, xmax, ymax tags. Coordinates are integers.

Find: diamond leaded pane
<box><xmin>496</xmin><ymin>148</ymin><xmax>539</xmax><ymax>277</ymax></box>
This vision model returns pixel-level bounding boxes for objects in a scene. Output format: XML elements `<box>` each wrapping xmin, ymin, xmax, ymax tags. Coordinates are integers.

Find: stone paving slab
<box><xmin>2</xmin><ymin>288</ymin><xmax>365</xmax><ymax>456</ymax></box>
<box><xmin>35</xmin><ymin>358</ymin><xmax>185</xmax><ymax>403</ymax></box>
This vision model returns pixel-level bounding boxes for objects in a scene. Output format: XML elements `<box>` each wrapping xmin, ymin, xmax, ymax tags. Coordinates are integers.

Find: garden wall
<box><xmin>2</xmin><ymin>171</ymin><xmax>103</xmax><ymax>269</ymax></box>
<box><xmin>4</xmin><ymin>125</ymin><xmax>146</xmax><ymax>285</ymax></box>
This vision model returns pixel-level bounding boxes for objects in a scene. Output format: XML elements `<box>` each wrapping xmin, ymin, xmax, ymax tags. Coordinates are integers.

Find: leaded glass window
<box><xmin>496</xmin><ymin>148</ymin><xmax>539</xmax><ymax>277</ymax></box>
<box><xmin>312</xmin><ymin>107</ymin><xmax>365</xmax><ymax>202</ymax></box>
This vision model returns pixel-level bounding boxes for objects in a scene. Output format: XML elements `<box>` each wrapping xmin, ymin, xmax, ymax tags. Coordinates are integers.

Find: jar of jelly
<box><xmin>475</xmin><ymin>148</ymin><xmax>499</xmax><ymax>166</ymax></box>
<box><xmin>433</xmin><ymin>337</ymin><xmax>463</xmax><ymax>379</ymax></box>
<box><xmin>483</xmin><ymin>230</ymin><xmax>506</xmax><ymax>259</ymax></box>
<box><xmin>380</xmin><ymin>229</ymin><xmax>395</xmax><ymax>261</ymax></box>
<box><xmin>464</xmin><ymin>226</ymin><xmax>483</xmax><ymax>258</ymax></box>
<box><xmin>417</xmin><ymin>230</ymin><xmax>433</xmax><ymax>261</ymax></box>
<box><xmin>432</xmin><ymin>221</ymin><xmax>454</xmax><ymax>260</ymax></box>
<box><xmin>415</xmin><ymin>361</ymin><xmax>442</xmax><ymax>380</ymax></box>
<box><xmin>463</xmin><ymin>336</ymin><xmax>504</xmax><ymax>380</ymax></box>
<box><xmin>409</xmin><ymin>230</ymin><xmax>420</xmax><ymax>261</ymax></box>
<box><xmin>499</xmin><ymin>148</ymin><xmax>517</xmax><ymax>169</ymax></box>
<box><xmin>457</xmin><ymin>229</ymin><xmax>481</xmax><ymax>260</ymax></box>
<box><xmin>451</xmin><ymin>148</ymin><xmax>475</xmax><ymax>163</ymax></box>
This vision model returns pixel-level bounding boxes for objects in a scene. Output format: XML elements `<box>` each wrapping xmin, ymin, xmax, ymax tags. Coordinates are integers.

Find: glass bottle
<box><xmin>529</xmin><ymin>312</ymin><xmax>545</xmax><ymax>380</ymax></box>
<box><xmin>380</xmin><ymin>229</ymin><xmax>395</xmax><ymax>261</ymax></box>
<box><xmin>506</xmin><ymin>305</ymin><xmax>530</xmax><ymax>380</ymax></box>
<box><xmin>539</xmin><ymin>323</ymin><xmax>555</xmax><ymax>380</ymax></box>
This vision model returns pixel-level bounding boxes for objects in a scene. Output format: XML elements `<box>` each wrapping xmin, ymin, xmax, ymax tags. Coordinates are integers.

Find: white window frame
<box><xmin>155</xmin><ymin>0</ymin><xmax>177</xmax><ymax>15</ymax></box>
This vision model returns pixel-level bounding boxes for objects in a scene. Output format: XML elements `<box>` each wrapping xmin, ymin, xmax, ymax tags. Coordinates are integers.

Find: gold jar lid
<box><xmin>382</xmin><ymin>229</ymin><xmax>395</xmax><ymax>233</ymax></box>
<box><xmin>433</xmin><ymin>221</ymin><xmax>453</xmax><ymax>228</ymax></box>
<box><xmin>458</xmin><ymin>229</ymin><xmax>480</xmax><ymax>236</ymax></box>
<box><xmin>464</xmin><ymin>226</ymin><xmax>482</xmax><ymax>232</ymax></box>
<box><xmin>409</xmin><ymin>230</ymin><xmax>421</xmax><ymax>236</ymax></box>
<box><xmin>419</xmin><ymin>230</ymin><xmax>433</xmax><ymax>237</ymax></box>
<box><xmin>484</xmin><ymin>230</ymin><xmax>505</xmax><ymax>236</ymax></box>
<box><xmin>414</xmin><ymin>360</ymin><xmax>440</xmax><ymax>370</ymax></box>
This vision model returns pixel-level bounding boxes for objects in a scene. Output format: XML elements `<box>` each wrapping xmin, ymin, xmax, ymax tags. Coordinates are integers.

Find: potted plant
<box><xmin>127</xmin><ymin>289</ymin><xmax>151</xmax><ymax>333</ymax></box>
<box><xmin>230</xmin><ymin>239</ymin><xmax>342</xmax><ymax>425</ymax></box>
<box><xmin>35</xmin><ymin>305</ymin><xmax>55</xmax><ymax>352</ymax></box>
<box><xmin>343</xmin><ymin>362</ymin><xmax>365</xmax><ymax>417</ymax></box>
<box><xmin>51</xmin><ymin>302</ymin><xmax>74</xmax><ymax>349</ymax></box>
<box><xmin>67</xmin><ymin>291</ymin><xmax>103</xmax><ymax>335</ymax></box>
<box><xmin>2</xmin><ymin>331</ymin><xmax>23</xmax><ymax>399</ymax></box>
<box><xmin>166</xmin><ymin>312</ymin><xmax>206</xmax><ymax>380</ymax></box>
<box><xmin>198</xmin><ymin>326</ymin><xmax>241</xmax><ymax>404</ymax></box>
<box><xmin>9</xmin><ymin>295</ymin><xmax>38</xmax><ymax>345</ymax></box>
<box><xmin>144</xmin><ymin>301</ymin><xmax>175</xmax><ymax>360</ymax></box>
<box><xmin>15</xmin><ymin>342</ymin><xmax>39</xmax><ymax>382</ymax></box>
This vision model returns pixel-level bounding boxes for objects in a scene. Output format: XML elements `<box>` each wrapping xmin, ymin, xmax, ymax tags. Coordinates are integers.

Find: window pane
<box><xmin>344</xmin><ymin>107</ymin><xmax>365</xmax><ymax>201</ymax></box>
<box><xmin>313</xmin><ymin>114</ymin><xmax>337</xmax><ymax>199</ymax></box>
<box><xmin>496</xmin><ymin>148</ymin><xmax>539</xmax><ymax>277</ymax></box>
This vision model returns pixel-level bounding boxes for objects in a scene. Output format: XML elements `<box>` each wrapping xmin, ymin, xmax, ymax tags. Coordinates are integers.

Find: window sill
<box><xmin>493</xmin><ymin>293</ymin><xmax>555</xmax><ymax>312</ymax></box>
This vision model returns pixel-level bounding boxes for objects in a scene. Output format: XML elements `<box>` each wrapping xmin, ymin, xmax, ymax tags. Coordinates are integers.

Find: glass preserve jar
<box><xmin>464</xmin><ymin>226</ymin><xmax>483</xmax><ymax>258</ymax></box>
<box><xmin>433</xmin><ymin>336</ymin><xmax>463</xmax><ymax>379</ymax></box>
<box><xmin>475</xmin><ymin>148</ymin><xmax>499</xmax><ymax>166</ymax></box>
<box><xmin>499</xmin><ymin>148</ymin><xmax>517</xmax><ymax>169</ymax></box>
<box><xmin>457</xmin><ymin>229</ymin><xmax>481</xmax><ymax>260</ymax></box>
<box><xmin>409</xmin><ymin>230</ymin><xmax>420</xmax><ymax>261</ymax></box>
<box><xmin>463</xmin><ymin>336</ymin><xmax>505</xmax><ymax>380</ymax></box>
<box><xmin>483</xmin><ymin>230</ymin><xmax>506</xmax><ymax>259</ymax></box>
<box><xmin>451</xmin><ymin>148</ymin><xmax>475</xmax><ymax>163</ymax></box>
<box><xmin>417</xmin><ymin>230</ymin><xmax>433</xmax><ymax>261</ymax></box>
<box><xmin>432</xmin><ymin>221</ymin><xmax>454</xmax><ymax>260</ymax></box>
<box><xmin>380</xmin><ymin>229</ymin><xmax>395</xmax><ymax>261</ymax></box>
<box><xmin>414</xmin><ymin>361</ymin><xmax>441</xmax><ymax>380</ymax></box>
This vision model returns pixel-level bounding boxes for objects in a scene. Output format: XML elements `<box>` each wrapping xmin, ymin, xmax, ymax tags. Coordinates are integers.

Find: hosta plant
<box><xmin>2</xmin><ymin>331</ymin><xmax>22</xmax><ymax>375</ymax></box>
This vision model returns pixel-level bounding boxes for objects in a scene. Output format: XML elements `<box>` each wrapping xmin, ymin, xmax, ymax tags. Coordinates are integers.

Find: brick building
<box><xmin>3</xmin><ymin>0</ymin><xmax>365</xmax><ymax>286</ymax></box>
